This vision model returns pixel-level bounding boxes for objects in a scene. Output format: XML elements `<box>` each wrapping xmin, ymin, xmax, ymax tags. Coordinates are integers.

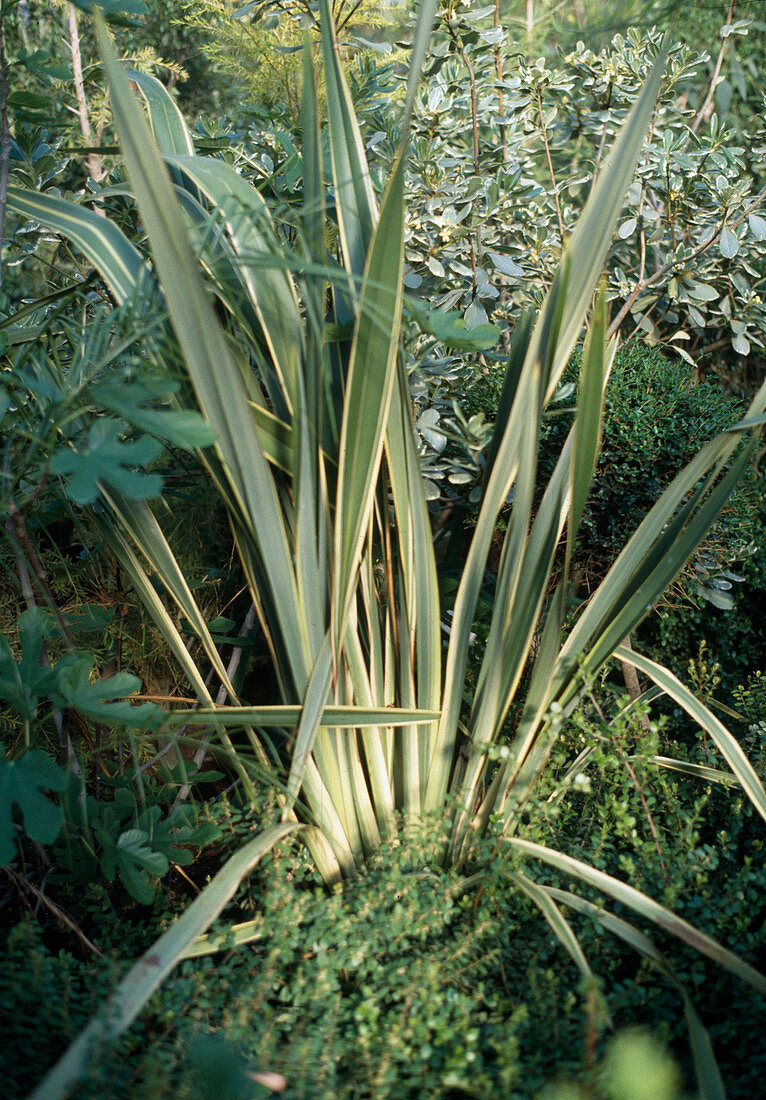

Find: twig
<box><xmin>591</xmin><ymin>111</ymin><xmax>610</xmax><ymax>182</ymax></box>
<box><xmin>607</xmin><ymin>181</ymin><xmax>766</xmax><ymax>339</ymax></box>
<box><xmin>170</xmin><ymin>861</ymin><xmax>201</xmax><ymax>896</ymax></box>
<box><xmin>128</xmin><ymin>693</ymin><xmax>198</xmax><ymax>703</ymax></box>
<box><xmin>494</xmin><ymin>0</ymin><xmax>508</xmax><ymax>163</ymax></box>
<box><xmin>7</xmin><ymin>499</ymin><xmax>76</xmax><ymax>652</ymax></box>
<box><xmin>588</xmin><ymin>690</ymin><xmax>668</xmax><ymax>882</ymax></box>
<box><xmin>4</xmin><ymin>867</ymin><xmax>103</xmax><ymax>957</ymax></box>
<box><xmin>67</xmin><ymin>2</ymin><xmax>104</xmax><ymax>185</ymax></box>
<box><xmin>690</xmin><ymin>0</ymin><xmax>735</xmax><ymax>137</ymax></box>
<box><xmin>446</xmin><ymin>24</ymin><xmax>480</xmax><ymax>178</ymax></box>
<box><xmin>696</xmin><ymin>334</ymin><xmax>733</xmax><ymax>359</ymax></box>
<box><xmin>335</xmin><ymin>0</ymin><xmax>365</xmax><ymax>34</ymax></box>
<box><xmin>619</xmin><ymin>635</ymin><xmax>650</xmax><ymax>733</ymax></box>
<box><xmin>6</xmin><ymin>517</ymin><xmax>37</xmax><ymax>612</ymax></box>
<box><xmin>139</xmin><ymin>738</ymin><xmax>178</xmax><ymax>773</ymax></box>
<box><xmin>444</xmin><ymin>18</ymin><xmax>484</xmax><ymax>268</ymax></box>
<box><xmin>666</xmin><ymin>162</ymin><xmax>676</xmax><ymax>251</ymax></box>
<box><xmin>174</xmin><ymin>602</ymin><xmax>259</xmax><ymax>806</ymax></box>
<box><xmin>635</xmin><ymin>112</ymin><xmax>657</xmax><ymax>288</ymax></box>
<box><xmin>535</xmin><ymin>84</ymin><xmax>565</xmax><ymax>241</ymax></box>
<box><xmin>468</xmin><ymin>234</ymin><xmax>478</xmax><ymax>298</ymax></box>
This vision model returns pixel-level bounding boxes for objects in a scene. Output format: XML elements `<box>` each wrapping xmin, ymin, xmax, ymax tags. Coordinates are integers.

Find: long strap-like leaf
<box><xmin>168</xmin><ymin>154</ymin><xmax>304</xmax><ymax>413</ymax></box>
<box><xmin>614</xmin><ymin>645</ymin><xmax>766</xmax><ymax>822</ymax></box>
<box><xmin>319</xmin><ymin>0</ymin><xmax>376</xmax><ymax>278</ymax></box>
<box><xmin>99</xmin><ymin>18</ymin><xmax>313</xmax><ymax>698</ymax></box>
<box><xmin>545</xmin><ymin>886</ymin><xmax>726</xmax><ymax>1100</ymax></box>
<box><xmin>331</xmin><ymin>156</ymin><xmax>406</xmax><ymax>658</ymax></box>
<box><xmin>428</xmin><ymin>50</ymin><xmax>667</xmax><ymax>812</ymax></box>
<box><xmin>7</xmin><ymin>184</ymin><xmax>143</xmax><ymax>304</ymax></box>
<box><xmin>127</xmin><ymin>69</ymin><xmax>194</xmax><ymax>155</ymax></box>
<box><xmin>508</xmin><ymin>838</ymin><xmax>766</xmax><ymax>993</ymax></box>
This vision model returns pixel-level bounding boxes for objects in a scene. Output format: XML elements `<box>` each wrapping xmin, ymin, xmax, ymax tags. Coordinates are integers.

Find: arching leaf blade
<box><xmin>98</xmin><ymin>18</ymin><xmax>311</xmax><ymax>695</ymax></box>
<box><xmin>127</xmin><ymin>69</ymin><xmax>194</xmax><ymax>156</ymax></box>
<box><xmin>7</xmin><ymin>184</ymin><xmax>142</xmax><ymax>304</ymax></box>
<box><xmin>331</xmin><ymin>158</ymin><xmax>406</xmax><ymax>654</ymax></box>
<box><xmin>508</xmin><ymin>838</ymin><xmax>766</xmax><ymax>993</ymax></box>
<box><xmin>615</xmin><ymin>646</ymin><xmax>766</xmax><ymax>822</ymax></box>
<box><xmin>30</xmin><ymin>823</ymin><xmax>303</xmax><ymax>1100</ymax></box>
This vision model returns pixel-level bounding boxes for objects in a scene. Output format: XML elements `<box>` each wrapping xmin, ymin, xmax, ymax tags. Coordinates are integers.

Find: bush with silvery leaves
<box><xmin>394</xmin><ymin>17</ymin><xmax>766</xmax><ymax>363</ymax></box>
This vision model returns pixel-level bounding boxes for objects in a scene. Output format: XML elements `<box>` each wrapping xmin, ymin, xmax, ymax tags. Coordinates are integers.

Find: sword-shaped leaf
<box><xmin>167</xmin><ymin>154</ymin><xmax>303</xmax><ymax>411</ymax></box>
<box><xmin>614</xmin><ymin>645</ymin><xmax>766</xmax><ymax>822</ymax></box>
<box><xmin>331</xmin><ymin>157</ymin><xmax>406</xmax><ymax>654</ymax></box>
<box><xmin>7</xmin><ymin>184</ymin><xmax>142</xmax><ymax>304</ymax></box>
<box><xmin>167</xmin><ymin>704</ymin><xmax>439</xmax><ymax>728</ymax></box>
<box><xmin>319</xmin><ymin>0</ymin><xmax>376</xmax><ymax>277</ymax></box>
<box><xmin>508</xmin><ymin>838</ymin><xmax>766</xmax><ymax>993</ymax></box>
<box><xmin>98</xmin><ymin>18</ymin><xmax>311</xmax><ymax>697</ymax></box>
<box><xmin>569</xmin><ymin>288</ymin><xmax>611</xmax><ymax>555</ymax></box>
<box><xmin>102</xmin><ymin>491</ymin><xmax>239</xmax><ymax>699</ymax></box>
<box><xmin>547</xmin><ymin>886</ymin><xmax>726</xmax><ymax>1100</ymax></box>
<box><xmin>127</xmin><ymin>69</ymin><xmax>194</xmax><ymax>156</ymax></box>
<box><xmin>31</xmin><ymin>823</ymin><xmax>303</xmax><ymax>1100</ymax></box>
<box><xmin>507</xmin><ymin>869</ymin><xmax>592</xmax><ymax>979</ymax></box>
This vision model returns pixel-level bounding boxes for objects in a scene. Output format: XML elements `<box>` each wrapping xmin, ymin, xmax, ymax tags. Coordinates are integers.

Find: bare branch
<box><xmin>67</xmin><ymin>3</ymin><xmax>104</xmax><ymax>184</ymax></box>
<box><xmin>690</xmin><ymin>0</ymin><xmax>735</xmax><ymax>137</ymax></box>
<box><xmin>607</xmin><ymin>182</ymin><xmax>766</xmax><ymax>339</ymax></box>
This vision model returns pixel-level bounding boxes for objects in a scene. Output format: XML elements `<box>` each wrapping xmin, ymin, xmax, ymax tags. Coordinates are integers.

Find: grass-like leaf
<box><xmin>6</xmin><ymin>184</ymin><xmax>142</xmax><ymax>305</ymax></box>
<box><xmin>615</xmin><ymin>645</ymin><xmax>766</xmax><ymax>822</ymax></box>
<box><xmin>508</xmin><ymin>838</ymin><xmax>766</xmax><ymax>993</ymax></box>
<box><xmin>546</xmin><ymin>886</ymin><xmax>726</xmax><ymax>1100</ymax></box>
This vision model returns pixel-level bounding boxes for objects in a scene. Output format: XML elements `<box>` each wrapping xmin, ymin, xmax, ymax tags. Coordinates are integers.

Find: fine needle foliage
<box><xmin>12</xmin><ymin>3</ymin><xmax>766</xmax><ymax>1095</ymax></box>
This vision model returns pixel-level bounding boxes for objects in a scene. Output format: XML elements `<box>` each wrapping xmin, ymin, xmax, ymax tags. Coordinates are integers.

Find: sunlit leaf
<box><xmin>54</xmin><ymin>655</ymin><xmax>163</xmax><ymax>729</ymax></box>
<box><xmin>719</xmin><ymin>226</ymin><xmax>739</xmax><ymax>258</ymax></box>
